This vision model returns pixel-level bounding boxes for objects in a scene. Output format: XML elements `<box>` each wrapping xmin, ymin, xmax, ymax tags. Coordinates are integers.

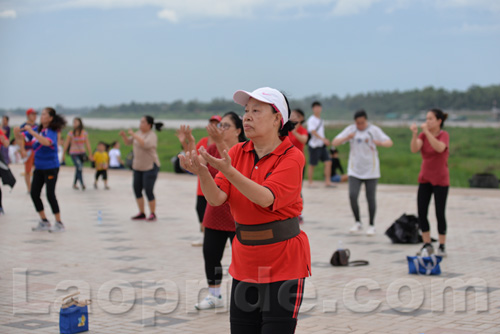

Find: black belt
<box><xmin>235</xmin><ymin>217</ymin><xmax>300</xmax><ymax>246</ymax></box>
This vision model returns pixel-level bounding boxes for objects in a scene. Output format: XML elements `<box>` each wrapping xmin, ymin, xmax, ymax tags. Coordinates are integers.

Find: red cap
<box><xmin>209</xmin><ymin>115</ymin><xmax>222</xmax><ymax>122</ymax></box>
<box><xmin>26</xmin><ymin>108</ymin><xmax>37</xmax><ymax>116</ymax></box>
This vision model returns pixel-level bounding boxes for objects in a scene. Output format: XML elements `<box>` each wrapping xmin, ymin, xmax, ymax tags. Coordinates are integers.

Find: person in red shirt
<box><xmin>193</xmin><ymin>111</ymin><xmax>246</xmax><ymax>311</ymax></box>
<box><xmin>288</xmin><ymin>109</ymin><xmax>308</xmax><ymax>153</ymax></box>
<box><xmin>176</xmin><ymin>115</ymin><xmax>222</xmax><ymax>246</ymax></box>
<box><xmin>180</xmin><ymin>87</ymin><xmax>311</xmax><ymax>334</ymax></box>
<box><xmin>410</xmin><ymin>108</ymin><xmax>450</xmax><ymax>257</ymax></box>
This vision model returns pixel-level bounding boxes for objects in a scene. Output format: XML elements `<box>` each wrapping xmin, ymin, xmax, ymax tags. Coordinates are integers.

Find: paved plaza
<box><xmin>1</xmin><ymin>164</ymin><xmax>499</xmax><ymax>333</ymax></box>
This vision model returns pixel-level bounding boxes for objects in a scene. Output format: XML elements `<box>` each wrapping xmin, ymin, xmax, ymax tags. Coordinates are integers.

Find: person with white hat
<box><xmin>180</xmin><ymin>87</ymin><xmax>311</xmax><ymax>333</ymax></box>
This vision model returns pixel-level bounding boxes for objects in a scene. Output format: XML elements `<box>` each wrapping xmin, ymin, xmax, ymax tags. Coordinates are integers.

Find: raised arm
<box><xmin>23</xmin><ymin>125</ymin><xmax>52</xmax><ymax>146</ymax></box>
<box><xmin>119</xmin><ymin>130</ymin><xmax>133</xmax><ymax>146</ymax></box>
<box><xmin>410</xmin><ymin>123</ymin><xmax>423</xmax><ymax>153</ymax></box>
<box><xmin>206</xmin><ymin>124</ymin><xmax>230</xmax><ymax>156</ymax></box>
<box><xmin>421</xmin><ymin>123</ymin><xmax>446</xmax><ymax>153</ymax></box>
<box><xmin>332</xmin><ymin>131</ymin><xmax>355</xmax><ymax>147</ymax></box>
<box><xmin>198</xmin><ymin>147</ymin><xmax>274</xmax><ymax>208</ymax></box>
<box><xmin>291</xmin><ymin>127</ymin><xmax>308</xmax><ymax>144</ymax></box>
<box><xmin>373</xmin><ymin>139</ymin><xmax>393</xmax><ymax>148</ymax></box>
<box><xmin>178</xmin><ymin>149</ymin><xmax>228</xmax><ymax>206</ymax></box>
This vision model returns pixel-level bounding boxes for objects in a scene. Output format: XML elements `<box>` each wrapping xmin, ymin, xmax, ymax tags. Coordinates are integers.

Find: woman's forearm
<box><xmin>410</xmin><ymin>134</ymin><xmax>420</xmax><ymax>153</ymax></box>
<box><xmin>223</xmin><ymin>166</ymin><xmax>274</xmax><ymax>208</ymax></box>
<box><xmin>424</xmin><ymin>131</ymin><xmax>446</xmax><ymax>153</ymax></box>
<box><xmin>292</xmin><ymin>130</ymin><xmax>308</xmax><ymax>144</ymax></box>
<box><xmin>30</xmin><ymin>131</ymin><xmax>51</xmax><ymax>146</ymax></box>
<box><xmin>199</xmin><ymin>171</ymin><xmax>228</xmax><ymax>206</ymax></box>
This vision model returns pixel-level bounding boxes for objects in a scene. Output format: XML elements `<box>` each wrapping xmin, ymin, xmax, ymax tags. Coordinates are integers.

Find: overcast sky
<box><xmin>1</xmin><ymin>0</ymin><xmax>499</xmax><ymax>109</ymax></box>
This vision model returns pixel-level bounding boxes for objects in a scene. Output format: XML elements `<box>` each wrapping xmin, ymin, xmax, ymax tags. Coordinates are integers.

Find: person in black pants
<box><xmin>410</xmin><ymin>108</ymin><xmax>450</xmax><ymax>256</ymax></box>
<box><xmin>20</xmin><ymin>107</ymin><xmax>67</xmax><ymax>232</ymax></box>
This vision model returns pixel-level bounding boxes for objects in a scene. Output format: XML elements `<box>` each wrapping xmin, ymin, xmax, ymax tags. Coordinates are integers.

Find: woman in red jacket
<box><xmin>180</xmin><ymin>87</ymin><xmax>310</xmax><ymax>334</ymax></box>
<box><xmin>410</xmin><ymin>108</ymin><xmax>449</xmax><ymax>257</ymax></box>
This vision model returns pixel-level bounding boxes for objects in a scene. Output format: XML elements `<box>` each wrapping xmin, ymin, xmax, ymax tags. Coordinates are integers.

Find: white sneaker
<box><xmin>32</xmin><ymin>220</ymin><xmax>51</xmax><ymax>232</ymax></box>
<box><xmin>195</xmin><ymin>294</ymin><xmax>223</xmax><ymax>310</ymax></box>
<box><xmin>191</xmin><ymin>236</ymin><xmax>203</xmax><ymax>247</ymax></box>
<box><xmin>366</xmin><ymin>226</ymin><xmax>376</xmax><ymax>236</ymax></box>
<box><xmin>49</xmin><ymin>222</ymin><xmax>65</xmax><ymax>233</ymax></box>
<box><xmin>349</xmin><ymin>222</ymin><xmax>363</xmax><ymax>233</ymax></box>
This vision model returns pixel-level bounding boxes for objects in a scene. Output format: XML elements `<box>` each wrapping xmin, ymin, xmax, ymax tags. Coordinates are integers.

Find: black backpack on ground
<box><xmin>385</xmin><ymin>214</ymin><xmax>421</xmax><ymax>244</ymax></box>
<box><xmin>469</xmin><ymin>173</ymin><xmax>499</xmax><ymax>189</ymax></box>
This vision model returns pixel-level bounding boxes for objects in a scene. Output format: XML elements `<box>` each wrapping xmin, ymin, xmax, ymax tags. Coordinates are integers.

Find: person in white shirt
<box><xmin>332</xmin><ymin>110</ymin><xmax>393</xmax><ymax>236</ymax></box>
<box><xmin>306</xmin><ymin>101</ymin><xmax>333</xmax><ymax>187</ymax></box>
<box><xmin>108</xmin><ymin>141</ymin><xmax>125</xmax><ymax>169</ymax></box>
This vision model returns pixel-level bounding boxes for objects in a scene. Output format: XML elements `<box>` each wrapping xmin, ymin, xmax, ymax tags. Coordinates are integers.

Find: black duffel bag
<box><xmin>469</xmin><ymin>173</ymin><xmax>499</xmax><ymax>189</ymax></box>
<box><xmin>385</xmin><ymin>214</ymin><xmax>421</xmax><ymax>244</ymax></box>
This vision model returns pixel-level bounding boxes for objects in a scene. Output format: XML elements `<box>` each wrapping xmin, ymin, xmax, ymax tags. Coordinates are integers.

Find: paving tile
<box><xmin>1</xmin><ymin>165</ymin><xmax>499</xmax><ymax>333</ymax></box>
<box><xmin>113</xmin><ymin>267</ymin><xmax>155</xmax><ymax>275</ymax></box>
<box><xmin>2</xmin><ymin>319</ymin><xmax>58</xmax><ymax>330</ymax></box>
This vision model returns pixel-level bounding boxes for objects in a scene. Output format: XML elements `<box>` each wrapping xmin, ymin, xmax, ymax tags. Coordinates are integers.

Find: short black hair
<box><xmin>354</xmin><ymin>109</ymin><xmax>368</xmax><ymax>120</ymax></box>
<box><xmin>311</xmin><ymin>101</ymin><xmax>322</xmax><ymax>108</ymax></box>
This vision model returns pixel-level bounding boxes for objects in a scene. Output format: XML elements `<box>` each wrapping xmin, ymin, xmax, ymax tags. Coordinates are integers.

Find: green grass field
<box><xmin>69</xmin><ymin>126</ymin><xmax>500</xmax><ymax>188</ymax></box>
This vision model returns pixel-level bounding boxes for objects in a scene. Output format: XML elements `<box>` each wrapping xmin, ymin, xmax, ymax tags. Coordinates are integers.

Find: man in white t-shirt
<box><xmin>306</xmin><ymin>101</ymin><xmax>333</xmax><ymax>187</ymax></box>
<box><xmin>332</xmin><ymin>110</ymin><xmax>393</xmax><ymax>236</ymax></box>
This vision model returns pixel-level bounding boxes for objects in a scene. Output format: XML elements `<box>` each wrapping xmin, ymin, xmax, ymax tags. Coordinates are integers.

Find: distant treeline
<box><xmin>2</xmin><ymin>84</ymin><xmax>499</xmax><ymax>120</ymax></box>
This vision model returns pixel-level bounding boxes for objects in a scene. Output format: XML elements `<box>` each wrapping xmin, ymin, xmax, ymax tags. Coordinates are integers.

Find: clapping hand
<box><xmin>175</xmin><ymin>126</ymin><xmax>187</xmax><ymax>144</ymax></box>
<box><xmin>127</xmin><ymin>129</ymin><xmax>135</xmax><ymax>137</ymax></box>
<box><xmin>206</xmin><ymin>123</ymin><xmax>223</xmax><ymax>143</ymax></box>
<box><xmin>178</xmin><ymin>149</ymin><xmax>209</xmax><ymax>176</ymax></box>
<box><xmin>420</xmin><ymin>123</ymin><xmax>429</xmax><ymax>132</ymax></box>
<box><xmin>410</xmin><ymin>123</ymin><xmax>418</xmax><ymax>135</ymax></box>
<box><xmin>198</xmin><ymin>146</ymin><xmax>232</xmax><ymax>174</ymax></box>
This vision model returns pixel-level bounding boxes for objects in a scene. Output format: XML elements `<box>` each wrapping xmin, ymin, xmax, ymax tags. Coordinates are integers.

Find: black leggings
<box><xmin>196</xmin><ymin>195</ymin><xmax>207</xmax><ymax>223</ymax></box>
<box><xmin>230</xmin><ymin>278</ymin><xmax>305</xmax><ymax>334</ymax></box>
<box><xmin>203</xmin><ymin>227</ymin><xmax>235</xmax><ymax>286</ymax></box>
<box><xmin>348</xmin><ymin>176</ymin><xmax>378</xmax><ymax>225</ymax></box>
<box><xmin>31</xmin><ymin>168</ymin><xmax>60</xmax><ymax>214</ymax></box>
<box><xmin>0</xmin><ymin>187</ymin><xmax>2</xmax><ymax>208</ymax></box>
<box><xmin>417</xmin><ymin>183</ymin><xmax>449</xmax><ymax>235</ymax></box>
<box><xmin>133</xmin><ymin>164</ymin><xmax>159</xmax><ymax>201</ymax></box>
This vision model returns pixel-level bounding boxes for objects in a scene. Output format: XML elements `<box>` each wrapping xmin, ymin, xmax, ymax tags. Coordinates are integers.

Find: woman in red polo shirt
<box><xmin>410</xmin><ymin>108</ymin><xmax>449</xmax><ymax>257</ymax></box>
<box><xmin>180</xmin><ymin>87</ymin><xmax>310</xmax><ymax>334</ymax></box>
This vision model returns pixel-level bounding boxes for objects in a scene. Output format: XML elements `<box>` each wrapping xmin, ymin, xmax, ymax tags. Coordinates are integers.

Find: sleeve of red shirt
<box><xmin>440</xmin><ymin>131</ymin><xmax>449</xmax><ymax>148</ymax></box>
<box><xmin>262</xmin><ymin>149</ymin><xmax>305</xmax><ymax>212</ymax></box>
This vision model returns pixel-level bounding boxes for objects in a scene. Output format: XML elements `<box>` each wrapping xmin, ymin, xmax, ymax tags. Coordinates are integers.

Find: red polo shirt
<box><xmin>215</xmin><ymin>136</ymin><xmax>311</xmax><ymax>283</ymax></box>
<box><xmin>418</xmin><ymin>131</ymin><xmax>450</xmax><ymax>187</ymax></box>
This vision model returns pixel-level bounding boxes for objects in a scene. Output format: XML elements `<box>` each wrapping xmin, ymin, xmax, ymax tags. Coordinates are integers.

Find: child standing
<box><xmin>93</xmin><ymin>142</ymin><xmax>109</xmax><ymax>190</ymax></box>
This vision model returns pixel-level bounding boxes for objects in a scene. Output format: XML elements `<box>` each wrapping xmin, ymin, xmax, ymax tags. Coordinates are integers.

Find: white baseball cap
<box><xmin>233</xmin><ymin>87</ymin><xmax>289</xmax><ymax>128</ymax></box>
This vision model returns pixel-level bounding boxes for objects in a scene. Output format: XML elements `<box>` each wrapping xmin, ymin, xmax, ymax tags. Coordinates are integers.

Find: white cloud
<box><xmin>331</xmin><ymin>0</ymin><xmax>380</xmax><ymax>16</ymax></box>
<box><xmin>0</xmin><ymin>9</ymin><xmax>17</xmax><ymax>18</ymax></box>
<box><xmin>157</xmin><ymin>8</ymin><xmax>178</xmax><ymax>23</ymax></box>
